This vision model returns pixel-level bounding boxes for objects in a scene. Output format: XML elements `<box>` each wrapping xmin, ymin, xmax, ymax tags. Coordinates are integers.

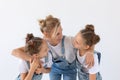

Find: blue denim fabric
<box><xmin>49</xmin><ymin>36</ymin><xmax>77</xmax><ymax>80</ymax></box>
<box><xmin>50</xmin><ymin>58</ymin><xmax>77</xmax><ymax>80</ymax></box>
<box><xmin>16</xmin><ymin>74</ymin><xmax>42</xmax><ymax>80</ymax></box>
<box><xmin>77</xmin><ymin>51</ymin><xmax>102</xmax><ymax>80</ymax></box>
<box><xmin>78</xmin><ymin>69</ymin><xmax>102</xmax><ymax>80</ymax></box>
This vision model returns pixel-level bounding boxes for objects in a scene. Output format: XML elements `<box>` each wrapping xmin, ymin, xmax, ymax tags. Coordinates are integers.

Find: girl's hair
<box><xmin>25</xmin><ymin>33</ymin><xmax>43</xmax><ymax>55</ymax></box>
<box><xmin>80</xmin><ymin>24</ymin><xmax>100</xmax><ymax>47</ymax></box>
<box><xmin>38</xmin><ymin>15</ymin><xmax>60</xmax><ymax>33</ymax></box>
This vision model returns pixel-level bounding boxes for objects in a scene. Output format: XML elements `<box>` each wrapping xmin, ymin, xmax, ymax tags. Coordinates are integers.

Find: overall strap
<box><xmin>74</xmin><ymin>48</ymin><xmax>78</xmax><ymax>61</ymax></box>
<box><xmin>48</xmin><ymin>50</ymin><xmax>54</xmax><ymax>58</ymax></box>
<box><xmin>45</xmin><ymin>56</ymin><xmax>48</xmax><ymax>63</ymax></box>
<box><xmin>96</xmin><ymin>52</ymin><xmax>101</xmax><ymax>64</ymax></box>
<box><xmin>44</xmin><ymin>56</ymin><xmax>49</xmax><ymax>68</ymax></box>
<box><xmin>49</xmin><ymin>36</ymin><xmax>65</xmax><ymax>58</ymax></box>
<box><xmin>26</xmin><ymin>61</ymin><xmax>30</xmax><ymax>69</ymax></box>
<box><xmin>94</xmin><ymin>51</ymin><xmax>101</xmax><ymax>64</ymax></box>
<box><xmin>61</xmin><ymin>36</ymin><xmax>65</xmax><ymax>54</ymax></box>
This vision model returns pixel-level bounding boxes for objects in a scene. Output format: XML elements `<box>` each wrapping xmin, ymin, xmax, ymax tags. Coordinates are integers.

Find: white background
<box><xmin>0</xmin><ymin>0</ymin><xmax>120</xmax><ymax>80</ymax></box>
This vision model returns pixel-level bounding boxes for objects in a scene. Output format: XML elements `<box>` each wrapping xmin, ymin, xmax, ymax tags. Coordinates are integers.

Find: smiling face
<box><xmin>50</xmin><ymin>26</ymin><xmax>63</xmax><ymax>45</ymax></box>
<box><xmin>44</xmin><ymin>25</ymin><xmax>63</xmax><ymax>46</ymax></box>
<box><xmin>73</xmin><ymin>32</ymin><xmax>89</xmax><ymax>50</ymax></box>
<box><xmin>73</xmin><ymin>24</ymin><xmax>100</xmax><ymax>52</ymax></box>
<box><xmin>39</xmin><ymin>15</ymin><xmax>63</xmax><ymax>46</ymax></box>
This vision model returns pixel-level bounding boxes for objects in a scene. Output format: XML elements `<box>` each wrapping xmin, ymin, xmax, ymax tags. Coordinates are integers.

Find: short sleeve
<box><xmin>19</xmin><ymin>60</ymin><xmax>29</xmax><ymax>73</ymax></box>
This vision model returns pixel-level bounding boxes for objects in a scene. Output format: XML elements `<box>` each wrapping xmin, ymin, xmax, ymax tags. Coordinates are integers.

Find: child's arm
<box><xmin>20</xmin><ymin>73</ymin><xmax>27</xmax><ymax>80</ymax></box>
<box><xmin>11</xmin><ymin>47</ymin><xmax>31</xmax><ymax>61</ymax></box>
<box><xmin>89</xmin><ymin>74</ymin><xmax>96</xmax><ymax>80</ymax></box>
<box><xmin>20</xmin><ymin>69</ymin><xmax>35</xmax><ymax>80</ymax></box>
<box><xmin>21</xmin><ymin>58</ymin><xmax>40</xmax><ymax>80</ymax></box>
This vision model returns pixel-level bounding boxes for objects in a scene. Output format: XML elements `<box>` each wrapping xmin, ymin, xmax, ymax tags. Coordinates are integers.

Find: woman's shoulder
<box><xmin>63</xmin><ymin>35</ymin><xmax>75</xmax><ymax>48</ymax></box>
<box><xmin>64</xmin><ymin>35</ymin><xmax>73</xmax><ymax>39</ymax></box>
<box><xmin>64</xmin><ymin>35</ymin><xmax>73</xmax><ymax>42</ymax></box>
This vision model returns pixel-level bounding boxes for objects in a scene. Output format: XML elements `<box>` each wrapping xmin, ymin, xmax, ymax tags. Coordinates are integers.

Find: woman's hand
<box><xmin>85</xmin><ymin>52</ymin><xmax>94</xmax><ymax>68</ymax></box>
<box><xmin>85</xmin><ymin>45</ymin><xmax>95</xmax><ymax>68</ymax></box>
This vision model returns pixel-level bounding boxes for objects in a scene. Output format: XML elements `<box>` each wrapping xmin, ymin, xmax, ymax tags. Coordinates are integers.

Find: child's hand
<box><xmin>35</xmin><ymin>61</ymin><xmax>44</xmax><ymax>74</ymax></box>
<box><xmin>30</xmin><ymin>56</ymin><xmax>39</xmax><ymax>71</ymax></box>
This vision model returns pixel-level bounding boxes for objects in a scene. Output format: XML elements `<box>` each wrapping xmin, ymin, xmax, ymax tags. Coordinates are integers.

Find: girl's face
<box><xmin>73</xmin><ymin>33</ymin><xmax>88</xmax><ymax>50</ymax></box>
<box><xmin>37</xmin><ymin>40</ymin><xmax>49</xmax><ymax>58</ymax></box>
<box><xmin>44</xmin><ymin>26</ymin><xmax>63</xmax><ymax>46</ymax></box>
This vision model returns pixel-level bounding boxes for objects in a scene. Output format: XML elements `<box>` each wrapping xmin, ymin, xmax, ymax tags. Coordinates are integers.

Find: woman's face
<box><xmin>45</xmin><ymin>26</ymin><xmax>63</xmax><ymax>46</ymax></box>
<box><xmin>73</xmin><ymin>33</ymin><xmax>86</xmax><ymax>50</ymax></box>
<box><xmin>37</xmin><ymin>40</ymin><xmax>49</xmax><ymax>58</ymax></box>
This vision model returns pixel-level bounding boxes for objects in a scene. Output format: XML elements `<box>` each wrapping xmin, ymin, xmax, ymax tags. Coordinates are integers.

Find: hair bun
<box><xmin>85</xmin><ymin>24</ymin><xmax>94</xmax><ymax>32</ymax></box>
<box><xmin>39</xmin><ymin>19</ymin><xmax>45</xmax><ymax>28</ymax></box>
<box><xmin>93</xmin><ymin>35</ymin><xmax>100</xmax><ymax>44</ymax></box>
<box><xmin>26</xmin><ymin>33</ymin><xmax>34</xmax><ymax>43</ymax></box>
<box><xmin>46</xmin><ymin>15</ymin><xmax>53</xmax><ymax>20</ymax></box>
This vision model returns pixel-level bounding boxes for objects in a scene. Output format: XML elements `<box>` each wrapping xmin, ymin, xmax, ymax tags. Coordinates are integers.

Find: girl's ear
<box><xmin>84</xmin><ymin>45</ymin><xmax>90</xmax><ymax>49</ymax></box>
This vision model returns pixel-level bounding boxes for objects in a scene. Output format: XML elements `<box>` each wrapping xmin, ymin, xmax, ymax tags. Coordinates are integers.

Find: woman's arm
<box><xmin>89</xmin><ymin>74</ymin><xmax>96</xmax><ymax>80</ymax></box>
<box><xmin>11</xmin><ymin>47</ymin><xmax>31</xmax><ymax>61</ymax></box>
<box><xmin>85</xmin><ymin>46</ymin><xmax>95</xmax><ymax>68</ymax></box>
<box><xmin>40</xmin><ymin>67</ymin><xmax>51</xmax><ymax>73</ymax></box>
<box><xmin>85</xmin><ymin>51</ymin><xmax>94</xmax><ymax>68</ymax></box>
<box><xmin>35</xmin><ymin>67</ymin><xmax>51</xmax><ymax>74</ymax></box>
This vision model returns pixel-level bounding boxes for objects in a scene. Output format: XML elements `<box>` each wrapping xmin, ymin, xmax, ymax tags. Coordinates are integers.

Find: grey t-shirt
<box><xmin>47</xmin><ymin>36</ymin><xmax>76</xmax><ymax>63</ymax></box>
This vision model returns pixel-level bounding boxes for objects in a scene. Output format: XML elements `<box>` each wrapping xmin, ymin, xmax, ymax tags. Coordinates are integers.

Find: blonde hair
<box><xmin>38</xmin><ymin>15</ymin><xmax>60</xmax><ymax>35</ymax></box>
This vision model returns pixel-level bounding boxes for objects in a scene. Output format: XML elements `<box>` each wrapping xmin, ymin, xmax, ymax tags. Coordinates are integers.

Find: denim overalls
<box><xmin>49</xmin><ymin>36</ymin><xmax>77</xmax><ymax>80</ymax></box>
<box><xmin>16</xmin><ymin>56</ymin><xmax>48</xmax><ymax>80</ymax></box>
<box><xmin>77</xmin><ymin>51</ymin><xmax>102</xmax><ymax>80</ymax></box>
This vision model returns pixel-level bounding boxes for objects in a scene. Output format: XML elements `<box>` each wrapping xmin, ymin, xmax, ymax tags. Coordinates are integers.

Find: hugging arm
<box><xmin>85</xmin><ymin>46</ymin><xmax>95</xmax><ymax>68</ymax></box>
<box><xmin>11</xmin><ymin>47</ymin><xmax>31</xmax><ymax>61</ymax></box>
